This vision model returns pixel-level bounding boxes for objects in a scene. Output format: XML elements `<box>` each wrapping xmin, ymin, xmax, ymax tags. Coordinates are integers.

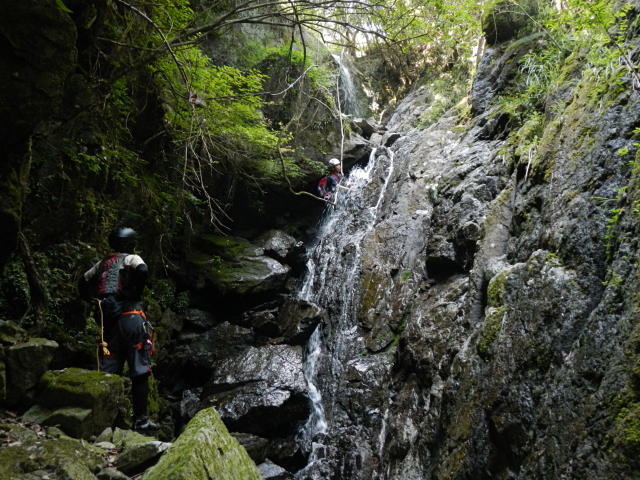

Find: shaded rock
<box><xmin>0</xmin><ymin>0</ymin><xmax>78</xmax><ymax>271</ymax></box>
<box><xmin>276</xmin><ymin>297</ymin><xmax>324</xmax><ymax>344</ymax></box>
<box><xmin>470</xmin><ymin>33</ymin><xmax>543</xmax><ymax>115</ymax></box>
<box><xmin>256</xmin><ymin>230</ymin><xmax>298</xmax><ymax>261</ymax></box>
<box><xmin>382</xmin><ymin>132</ymin><xmax>401</xmax><ymax>147</ymax></box>
<box><xmin>97</xmin><ymin>467</ymin><xmax>130</xmax><ymax>480</ymax></box>
<box><xmin>243</xmin><ymin>297</ymin><xmax>323</xmax><ymax>344</ymax></box>
<box><xmin>207</xmin><ymin>345</ymin><xmax>308</xmax><ymax>437</ymax></box>
<box><xmin>0</xmin><ymin>423</ymin><xmax>105</xmax><ymax>479</ymax></box>
<box><xmin>173</xmin><ymin>321</ymin><xmax>255</xmax><ymax>372</ymax></box>
<box><xmin>258</xmin><ymin>459</ymin><xmax>292</xmax><ymax>479</ymax></box>
<box><xmin>95</xmin><ymin>441</ymin><xmax>116</xmax><ymax>450</ymax></box>
<box><xmin>233</xmin><ymin>432</ymin><xmax>270</xmax><ymax>463</ymax></box>
<box><xmin>141</xmin><ymin>407</ymin><xmax>262</xmax><ymax>480</ymax></box>
<box><xmin>188</xmin><ymin>234</ymin><xmax>290</xmax><ymax>296</ymax></box>
<box><xmin>341</xmin><ymin>133</ymin><xmax>371</xmax><ymax>163</ymax></box>
<box><xmin>0</xmin><ymin>361</ymin><xmax>5</xmax><ymax>403</ymax></box>
<box><xmin>5</xmin><ymin>337</ymin><xmax>58</xmax><ymax>406</ymax></box>
<box><xmin>179</xmin><ymin>388</ymin><xmax>203</xmax><ymax>420</ymax></box>
<box><xmin>117</xmin><ymin>438</ymin><xmax>171</xmax><ymax>474</ymax></box>
<box><xmin>182</xmin><ymin>308</ymin><xmax>216</xmax><ymax>331</ymax></box>
<box><xmin>23</xmin><ymin>405</ymin><xmax>92</xmax><ymax>436</ymax></box>
<box><xmin>112</xmin><ymin>427</ymin><xmax>154</xmax><ymax>449</ymax></box>
<box><xmin>351</xmin><ymin>118</ymin><xmax>378</xmax><ymax>139</ymax></box>
<box><xmin>482</xmin><ymin>0</ymin><xmax>538</xmax><ymax>44</ymax></box>
<box><xmin>95</xmin><ymin>427</ymin><xmax>114</xmax><ymax>443</ymax></box>
<box><xmin>0</xmin><ymin>320</ymin><xmax>27</xmax><ymax>344</ymax></box>
<box><xmin>26</xmin><ymin>368</ymin><xmax>128</xmax><ymax>438</ymax></box>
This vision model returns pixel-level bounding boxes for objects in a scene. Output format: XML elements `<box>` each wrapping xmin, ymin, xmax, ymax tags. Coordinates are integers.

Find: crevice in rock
<box><xmin>426</xmin><ymin>256</ymin><xmax>465</xmax><ymax>283</ymax></box>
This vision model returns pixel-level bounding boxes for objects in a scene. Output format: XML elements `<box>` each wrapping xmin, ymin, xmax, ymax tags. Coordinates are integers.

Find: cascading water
<box><xmin>332</xmin><ymin>53</ymin><xmax>359</xmax><ymax>116</ymax></box>
<box><xmin>296</xmin><ymin>147</ymin><xmax>396</xmax><ymax>477</ymax></box>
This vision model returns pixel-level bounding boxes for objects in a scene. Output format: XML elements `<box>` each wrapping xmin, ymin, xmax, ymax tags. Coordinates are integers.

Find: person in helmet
<box><xmin>79</xmin><ymin>227</ymin><xmax>158</xmax><ymax>433</ymax></box>
<box><xmin>317</xmin><ymin>158</ymin><xmax>344</xmax><ymax>201</ymax></box>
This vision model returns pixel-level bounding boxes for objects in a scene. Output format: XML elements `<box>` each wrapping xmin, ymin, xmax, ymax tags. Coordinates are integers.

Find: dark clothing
<box><xmin>317</xmin><ymin>172</ymin><xmax>344</xmax><ymax>200</ymax></box>
<box><xmin>99</xmin><ymin>306</ymin><xmax>153</xmax><ymax>378</ymax></box>
<box><xmin>81</xmin><ymin>251</ymin><xmax>153</xmax><ymax>420</ymax></box>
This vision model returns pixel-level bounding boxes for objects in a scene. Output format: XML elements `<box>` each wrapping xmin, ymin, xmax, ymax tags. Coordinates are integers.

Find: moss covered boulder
<box><xmin>188</xmin><ymin>234</ymin><xmax>290</xmax><ymax>296</ymax></box>
<box><xmin>142</xmin><ymin>407</ymin><xmax>261</xmax><ymax>480</ymax></box>
<box><xmin>5</xmin><ymin>337</ymin><xmax>58</xmax><ymax>406</ymax></box>
<box><xmin>0</xmin><ymin>423</ymin><xmax>105</xmax><ymax>479</ymax></box>
<box><xmin>23</xmin><ymin>367</ymin><xmax>129</xmax><ymax>438</ymax></box>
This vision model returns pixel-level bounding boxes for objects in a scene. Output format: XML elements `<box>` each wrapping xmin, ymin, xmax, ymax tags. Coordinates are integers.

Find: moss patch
<box><xmin>487</xmin><ymin>270</ymin><xmax>510</xmax><ymax>308</ymax></box>
<box><xmin>142</xmin><ymin>407</ymin><xmax>261</xmax><ymax>480</ymax></box>
<box><xmin>477</xmin><ymin>307</ymin><xmax>506</xmax><ymax>358</ymax></box>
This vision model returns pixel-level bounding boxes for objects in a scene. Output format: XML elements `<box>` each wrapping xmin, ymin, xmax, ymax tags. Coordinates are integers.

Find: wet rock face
<box><xmin>207</xmin><ymin>345</ymin><xmax>308</xmax><ymax>437</ymax></box>
<box><xmin>294</xmin><ymin>23</ymin><xmax>640</xmax><ymax>479</ymax></box>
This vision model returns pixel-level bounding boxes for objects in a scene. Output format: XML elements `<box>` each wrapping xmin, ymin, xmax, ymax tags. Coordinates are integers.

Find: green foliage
<box><xmin>147</xmin><ymin>279</ymin><xmax>189</xmax><ymax>313</ymax></box>
<box><xmin>497</xmin><ymin>0</ymin><xmax>634</xmax><ymax>121</ymax></box>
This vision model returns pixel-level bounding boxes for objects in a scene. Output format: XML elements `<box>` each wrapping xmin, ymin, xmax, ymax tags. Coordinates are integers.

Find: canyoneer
<box><xmin>79</xmin><ymin>226</ymin><xmax>158</xmax><ymax>433</ymax></box>
<box><xmin>317</xmin><ymin>157</ymin><xmax>346</xmax><ymax>202</ymax></box>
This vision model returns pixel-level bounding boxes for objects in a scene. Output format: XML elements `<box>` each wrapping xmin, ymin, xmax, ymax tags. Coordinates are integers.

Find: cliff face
<box><xmin>295</xmin><ymin>9</ymin><xmax>640</xmax><ymax>480</ymax></box>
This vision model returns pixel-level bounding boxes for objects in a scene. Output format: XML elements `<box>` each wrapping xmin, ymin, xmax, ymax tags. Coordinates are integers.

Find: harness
<box><xmin>96</xmin><ymin>254</ymin><xmax>127</xmax><ymax>296</ymax></box>
<box><xmin>120</xmin><ymin>309</ymin><xmax>156</xmax><ymax>354</ymax></box>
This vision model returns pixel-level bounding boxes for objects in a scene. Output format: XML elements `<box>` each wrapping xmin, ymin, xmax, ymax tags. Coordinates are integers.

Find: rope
<box><xmin>95</xmin><ymin>299</ymin><xmax>111</xmax><ymax>371</ymax></box>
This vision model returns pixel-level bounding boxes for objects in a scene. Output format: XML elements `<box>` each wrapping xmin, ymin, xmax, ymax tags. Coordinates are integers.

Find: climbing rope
<box><xmin>95</xmin><ymin>299</ymin><xmax>110</xmax><ymax>371</ymax></box>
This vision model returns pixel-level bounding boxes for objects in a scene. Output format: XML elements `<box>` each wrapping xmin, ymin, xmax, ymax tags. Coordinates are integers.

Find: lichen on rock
<box><xmin>141</xmin><ymin>407</ymin><xmax>262</xmax><ymax>480</ymax></box>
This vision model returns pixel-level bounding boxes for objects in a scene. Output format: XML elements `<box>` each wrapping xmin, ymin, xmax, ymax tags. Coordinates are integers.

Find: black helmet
<box><xmin>108</xmin><ymin>227</ymin><xmax>137</xmax><ymax>252</ymax></box>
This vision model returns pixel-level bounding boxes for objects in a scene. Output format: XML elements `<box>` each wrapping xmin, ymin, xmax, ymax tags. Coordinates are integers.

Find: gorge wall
<box><xmin>293</xmin><ymin>9</ymin><xmax>640</xmax><ymax>480</ymax></box>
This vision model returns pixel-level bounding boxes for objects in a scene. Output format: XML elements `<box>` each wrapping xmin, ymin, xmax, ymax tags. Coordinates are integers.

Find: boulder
<box><xmin>256</xmin><ymin>230</ymin><xmax>298</xmax><ymax>261</ymax></box>
<box><xmin>97</xmin><ymin>467</ymin><xmax>130</xmax><ymax>480</ymax></box>
<box><xmin>188</xmin><ymin>234</ymin><xmax>290</xmax><ymax>296</ymax></box>
<box><xmin>207</xmin><ymin>345</ymin><xmax>308</xmax><ymax>437</ymax></box>
<box><xmin>23</xmin><ymin>368</ymin><xmax>128</xmax><ymax>438</ymax></box>
<box><xmin>351</xmin><ymin>118</ymin><xmax>378</xmax><ymax>139</ymax></box>
<box><xmin>341</xmin><ymin>133</ymin><xmax>371</xmax><ymax>163</ymax></box>
<box><xmin>0</xmin><ymin>423</ymin><xmax>105</xmax><ymax>479</ymax></box>
<box><xmin>259</xmin><ymin>459</ymin><xmax>293</xmax><ymax>479</ymax></box>
<box><xmin>233</xmin><ymin>432</ymin><xmax>270</xmax><ymax>464</ymax></box>
<box><xmin>241</xmin><ymin>297</ymin><xmax>323</xmax><ymax>344</ymax></box>
<box><xmin>141</xmin><ymin>407</ymin><xmax>262</xmax><ymax>480</ymax></box>
<box><xmin>173</xmin><ymin>321</ymin><xmax>255</xmax><ymax>370</ymax></box>
<box><xmin>117</xmin><ymin>437</ymin><xmax>171</xmax><ymax>474</ymax></box>
<box><xmin>0</xmin><ymin>320</ymin><xmax>27</xmax><ymax>344</ymax></box>
<box><xmin>182</xmin><ymin>308</ymin><xmax>217</xmax><ymax>331</ymax></box>
<box><xmin>5</xmin><ymin>337</ymin><xmax>58</xmax><ymax>405</ymax></box>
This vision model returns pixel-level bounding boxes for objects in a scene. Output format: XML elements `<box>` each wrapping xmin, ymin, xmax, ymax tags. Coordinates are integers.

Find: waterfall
<box><xmin>332</xmin><ymin>53</ymin><xmax>358</xmax><ymax>116</ymax></box>
<box><xmin>296</xmin><ymin>147</ymin><xmax>395</xmax><ymax>477</ymax></box>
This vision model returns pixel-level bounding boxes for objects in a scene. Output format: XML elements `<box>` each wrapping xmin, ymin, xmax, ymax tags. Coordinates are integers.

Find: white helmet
<box><xmin>328</xmin><ymin>158</ymin><xmax>340</xmax><ymax>166</ymax></box>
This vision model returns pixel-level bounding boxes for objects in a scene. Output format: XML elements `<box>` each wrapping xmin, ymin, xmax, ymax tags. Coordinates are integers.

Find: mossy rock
<box><xmin>142</xmin><ymin>407</ymin><xmax>262</xmax><ymax>480</ymax></box>
<box><xmin>0</xmin><ymin>320</ymin><xmax>27</xmax><ymax>344</ymax></box>
<box><xmin>487</xmin><ymin>269</ymin><xmax>512</xmax><ymax>308</ymax></box>
<box><xmin>188</xmin><ymin>234</ymin><xmax>290</xmax><ymax>295</ymax></box>
<box><xmin>29</xmin><ymin>367</ymin><xmax>129</xmax><ymax>438</ymax></box>
<box><xmin>0</xmin><ymin>424</ymin><xmax>105</xmax><ymax>480</ymax></box>
<box><xmin>5</xmin><ymin>337</ymin><xmax>59</xmax><ymax>405</ymax></box>
<box><xmin>477</xmin><ymin>307</ymin><xmax>506</xmax><ymax>359</ymax></box>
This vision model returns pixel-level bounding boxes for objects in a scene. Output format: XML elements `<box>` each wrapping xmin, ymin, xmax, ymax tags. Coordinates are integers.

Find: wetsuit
<box><xmin>80</xmin><ymin>253</ymin><xmax>152</xmax><ymax>421</ymax></box>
